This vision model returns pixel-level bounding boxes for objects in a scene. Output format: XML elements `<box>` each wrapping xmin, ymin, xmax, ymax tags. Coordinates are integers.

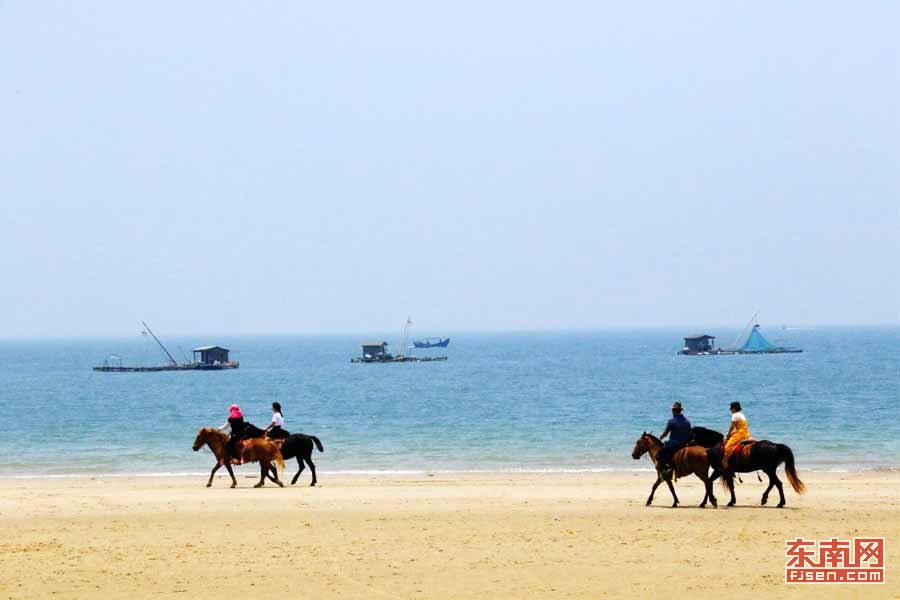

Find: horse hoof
<box><xmin>727</xmin><ymin>501</ymin><xmax>735</xmax><ymax>507</ymax></box>
<box><xmin>230</xmin><ymin>484</ymin><xmax>236</xmax><ymax>489</ymax></box>
<box><xmin>206</xmin><ymin>483</ymin><xmax>212</xmax><ymax>488</ymax></box>
<box><xmin>711</xmin><ymin>500</ymin><xmax>718</xmax><ymax>508</ymax></box>
<box><xmin>645</xmin><ymin>500</ymin><xmax>652</xmax><ymax>507</ymax></box>
<box><xmin>277</xmin><ymin>482</ymin><xmax>284</xmax><ymax>488</ymax></box>
<box><xmin>310</xmin><ymin>482</ymin><xmax>316</xmax><ymax>487</ymax></box>
<box><xmin>777</xmin><ymin>503</ymin><xmax>785</xmax><ymax>508</ymax></box>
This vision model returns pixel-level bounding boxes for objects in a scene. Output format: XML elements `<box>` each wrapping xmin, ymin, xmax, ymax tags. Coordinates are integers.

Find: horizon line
<box><xmin>1</xmin><ymin>322</ymin><xmax>898</xmax><ymax>342</ymax></box>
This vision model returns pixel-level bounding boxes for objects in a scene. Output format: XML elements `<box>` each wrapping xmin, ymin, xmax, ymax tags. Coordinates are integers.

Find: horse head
<box><xmin>192</xmin><ymin>428</ymin><xmax>209</xmax><ymax>451</ymax></box>
<box><xmin>632</xmin><ymin>432</ymin><xmax>658</xmax><ymax>460</ymax></box>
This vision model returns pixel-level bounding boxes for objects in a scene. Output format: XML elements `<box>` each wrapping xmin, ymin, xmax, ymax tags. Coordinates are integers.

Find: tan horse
<box><xmin>192</xmin><ymin>427</ymin><xmax>285</xmax><ymax>488</ymax></box>
<box><xmin>631</xmin><ymin>432</ymin><xmax>717</xmax><ymax>508</ymax></box>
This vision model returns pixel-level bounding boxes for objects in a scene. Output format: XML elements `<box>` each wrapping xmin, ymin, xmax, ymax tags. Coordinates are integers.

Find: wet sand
<box><xmin>0</xmin><ymin>471</ymin><xmax>897</xmax><ymax>598</ymax></box>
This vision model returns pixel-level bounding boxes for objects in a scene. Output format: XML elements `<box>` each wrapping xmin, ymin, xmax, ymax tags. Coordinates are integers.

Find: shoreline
<box><xmin>1</xmin><ymin>464</ymin><xmax>897</xmax><ymax>480</ymax></box>
<box><xmin>2</xmin><ymin>471</ymin><xmax>898</xmax><ymax>598</ymax></box>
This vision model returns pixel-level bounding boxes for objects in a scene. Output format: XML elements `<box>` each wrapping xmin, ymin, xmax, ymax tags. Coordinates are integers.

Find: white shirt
<box><xmin>271</xmin><ymin>413</ymin><xmax>284</xmax><ymax>428</ymax></box>
<box><xmin>731</xmin><ymin>411</ymin><xmax>746</xmax><ymax>423</ymax></box>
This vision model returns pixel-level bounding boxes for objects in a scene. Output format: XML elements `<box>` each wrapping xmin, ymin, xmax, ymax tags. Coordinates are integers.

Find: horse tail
<box><xmin>719</xmin><ymin>468</ymin><xmax>734</xmax><ymax>492</ymax></box>
<box><xmin>310</xmin><ymin>435</ymin><xmax>324</xmax><ymax>453</ymax></box>
<box><xmin>274</xmin><ymin>448</ymin><xmax>285</xmax><ymax>471</ymax></box>
<box><xmin>779</xmin><ymin>444</ymin><xmax>805</xmax><ymax>494</ymax></box>
<box><xmin>707</xmin><ymin>447</ymin><xmax>731</xmax><ymax>491</ymax></box>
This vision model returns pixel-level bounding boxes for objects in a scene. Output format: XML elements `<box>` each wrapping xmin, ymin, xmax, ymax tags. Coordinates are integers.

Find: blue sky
<box><xmin>1</xmin><ymin>2</ymin><xmax>898</xmax><ymax>336</ymax></box>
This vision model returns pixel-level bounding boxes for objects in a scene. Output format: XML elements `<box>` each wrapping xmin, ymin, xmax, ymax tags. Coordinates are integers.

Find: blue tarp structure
<box><xmin>739</xmin><ymin>325</ymin><xmax>776</xmax><ymax>353</ymax></box>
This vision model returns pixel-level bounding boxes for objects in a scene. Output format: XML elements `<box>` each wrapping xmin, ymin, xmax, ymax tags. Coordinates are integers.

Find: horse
<box><xmin>192</xmin><ymin>427</ymin><xmax>285</xmax><ymax>488</ymax></box>
<box><xmin>686</xmin><ymin>426</ymin><xmax>724</xmax><ymax>448</ymax></box>
<box><xmin>266</xmin><ymin>433</ymin><xmax>324</xmax><ymax>486</ymax></box>
<box><xmin>632</xmin><ymin>432</ymin><xmax>718</xmax><ymax>508</ymax></box>
<box><xmin>708</xmin><ymin>440</ymin><xmax>805</xmax><ymax>508</ymax></box>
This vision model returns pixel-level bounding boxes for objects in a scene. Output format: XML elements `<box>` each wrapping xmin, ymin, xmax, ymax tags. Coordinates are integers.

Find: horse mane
<box><xmin>644</xmin><ymin>432</ymin><xmax>662</xmax><ymax>445</ymax></box>
<box><xmin>202</xmin><ymin>427</ymin><xmax>226</xmax><ymax>439</ymax></box>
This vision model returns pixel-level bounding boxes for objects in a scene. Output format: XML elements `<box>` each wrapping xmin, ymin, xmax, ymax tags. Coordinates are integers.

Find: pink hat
<box><xmin>229</xmin><ymin>404</ymin><xmax>242</xmax><ymax>419</ymax></box>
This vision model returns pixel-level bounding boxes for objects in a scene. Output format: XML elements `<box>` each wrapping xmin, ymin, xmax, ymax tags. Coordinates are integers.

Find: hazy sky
<box><xmin>2</xmin><ymin>2</ymin><xmax>898</xmax><ymax>337</ymax></box>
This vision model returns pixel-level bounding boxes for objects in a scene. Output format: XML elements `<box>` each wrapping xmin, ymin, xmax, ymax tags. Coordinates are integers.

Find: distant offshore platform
<box><xmin>93</xmin><ymin>322</ymin><xmax>239</xmax><ymax>372</ymax></box>
<box><xmin>679</xmin><ymin>313</ymin><xmax>803</xmax><ymax>356</ymax></box>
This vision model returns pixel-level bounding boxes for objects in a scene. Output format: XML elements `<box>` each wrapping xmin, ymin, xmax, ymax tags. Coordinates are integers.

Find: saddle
<box><xmin>728</xmin><ymin>440</ymin><xmax>756</xmax><ymax>469</ymax></box>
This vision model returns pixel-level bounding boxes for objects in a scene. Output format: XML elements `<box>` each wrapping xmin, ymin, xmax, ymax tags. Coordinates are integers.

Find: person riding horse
<box><xmin>658</xmin><ymin>401</ymin><xmax>691</xmax><ymax>474</ymax></box>
<box><xmin>218</xmin><ymin>404</ymin><xmax>248</xmax><ymax>460</ymax></box>
<box><xmin>264</xmin><ymin>402</ymin><xmax>290</xmax><ymax>440</ymax></box>
<box><xmin>722</xmin><ymin>401</ymin><xmax>753</xmax><ymax>469</ymax></box>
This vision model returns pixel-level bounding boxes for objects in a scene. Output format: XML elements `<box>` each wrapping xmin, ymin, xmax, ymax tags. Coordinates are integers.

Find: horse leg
<box><xmin>254</xmin><ymin>462</ymin><xmax>266</xmax><ymax>488</ymax></box>
<box><xmin>207</xmin><ymin>462</ymin><xmax>222</xmax><ymax>487</ymax></box>
<box><xmin>646</xmin><ymin>477</ymin><xmax>662</xmax><ymax>506</ymax></box>
<box><xmin>270</xmin><ymin>461</ymin><xmax>284</xmax><ymax>488</ymax></box>
<box><xmin>708</xmin><ymin>469</ymin><xmax>719</xmax><ymax>507</ymax></box>
<box><xmin>291</xmin><ymin>457</ymin><xmax>305</xmax><ymax>485</ymax></box>
<box><xmin>726</xmin><ymin>474</ymin><xmax>736</xmax><ymax>507</ymax></box>
<box><xmin>665</xmin><ymin>477</ymin><xmax>679</xmax><ymax>508</ymax></box>
<box><xmin>657</xmin><ymin>470</ymin><xmax>678</xmax><ymax>508</ymax></box>
<box><xmin>224</xmin><ymin>461</ymin><xmax>237</xmax><ymax>488</ymax></box>
<box><xmin>773</xmin><ymin>471</ymin><xmax>786</xmax><ymax>508</ymax></box>
<box><xmin>266</xmin><ymin>466</ymin><xmax>279</xmax><ymax>483</ymax></box>
<box><xmin>306</xmin><ymin>456</ymin><xmax>317</xmax><ymax>487</ymax></box>
<box><xmin>698</xmin><ymin>471</ymin><xmax>713</xmax><ymax>508</ymax></box>
<box><xmin>761</xmin><ymin>470</ymin><xmax>776</xmax><ymax>505</ymax></box>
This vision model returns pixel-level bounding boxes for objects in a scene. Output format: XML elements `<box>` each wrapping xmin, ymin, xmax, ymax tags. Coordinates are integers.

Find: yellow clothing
<box><xmin>724</xmin><ymin>412</ymin><xmax>751</xmax><ymax>461</ymax></box>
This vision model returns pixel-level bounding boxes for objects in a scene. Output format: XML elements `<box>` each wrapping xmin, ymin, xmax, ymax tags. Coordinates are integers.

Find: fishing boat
<box><xmin>350</xmin><ymin>341</ymin><xmax>448</xmax><ymax>363</ymax></box>
<box><xmin>93</xmin><ymin>322</ymin><xmax>239</xmax><ymax>371</ymax></box>
<box><xmin>413</xmin><ymin>337</ymin><xmax>450</xmax><ymax>348</ymax></box>
<box><xmin>679</xmin><ymin>313</ymin><xmax>802</xmax><ymax>355</ymax></box>
<box><xmin>351</xmin><ymin>317</ymin><xmax>448</xmax><ymax>363</ymax></box>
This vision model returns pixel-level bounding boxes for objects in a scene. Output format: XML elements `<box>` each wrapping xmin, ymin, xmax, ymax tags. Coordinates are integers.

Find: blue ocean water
<box><xmin>0</xmin><ymin>328</ymin><xmax>897</xmax><ymax>476</ymax></box>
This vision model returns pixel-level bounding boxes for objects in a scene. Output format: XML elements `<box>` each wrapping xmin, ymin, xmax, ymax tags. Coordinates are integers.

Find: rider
<box><xmin>264</xmin><ymin>402</ymin><xmax>290</xmax><ymax>439</ymax></box>
<box><xmin>722</xmin><ymin>401</ymin><xmax>752</xmax><ymax>469</ymax></box>
<box><xmin>658</xmin><ymin>401</ymin><xmax>691</xmax><ymax>474</ymax></box>
<box><xmin>218</xmin><ymin>404</ymin><xmax>247</xmax><ymax>460</ymax></box>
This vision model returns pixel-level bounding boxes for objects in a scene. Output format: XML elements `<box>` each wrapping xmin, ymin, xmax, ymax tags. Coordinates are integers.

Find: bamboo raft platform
<box><xmin>351</xmin><ymin>356</ymin><xmax>447</xmax><ymax>364</ymax></box>
<box><xmin>351</xmin><ymin>340</ymin><xmax>447</xmax><ymax>364</ymax></box>
<box><xmin>93</xmin><ymin>362</ymin><xmax>239</xmax><ymax>372</ymax></box>
<box><xmin>93</xmin><ymin>322</ymin><xmax>239</xmax><ymax>372</ymax></box>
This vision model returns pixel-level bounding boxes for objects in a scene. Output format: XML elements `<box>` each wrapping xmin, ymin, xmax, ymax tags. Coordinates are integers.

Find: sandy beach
<box><xmin>1</xmin><ymin>471</ymin><xmax>897</xmax><ymax>599</ymax></box>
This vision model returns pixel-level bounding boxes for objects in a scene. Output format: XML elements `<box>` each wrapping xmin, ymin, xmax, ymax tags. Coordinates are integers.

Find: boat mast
<box><xmin>401</xmin><ymin>317</ymin><xmax>413</xmax><ymax>357</ymax></box>
<box><xmin>142</xmin><ymin>321</ymin><xmax>178</xmax><ymax>366</ymax></box>
<box><xmin>728</xmin><ymin>311</ymin><xmax>759</xmax><ymax>350</ymax></box>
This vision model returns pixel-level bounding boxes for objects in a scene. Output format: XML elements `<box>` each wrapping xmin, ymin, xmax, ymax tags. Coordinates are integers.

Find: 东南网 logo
<box><xmin>785</xmin><ymin>537</ymin><xmax>884</xmax><ymax>584</ymax></box>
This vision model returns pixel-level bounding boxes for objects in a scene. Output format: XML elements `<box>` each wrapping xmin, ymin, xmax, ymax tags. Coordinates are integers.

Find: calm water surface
<box><xmin>1</xmin><ymin>328</ymin><xmax>897</xmax><ymax>476</ymax></box>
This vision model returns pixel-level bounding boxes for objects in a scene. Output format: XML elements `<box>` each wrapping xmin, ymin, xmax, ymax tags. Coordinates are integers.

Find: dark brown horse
<box><xmin>269</xmin><ymin>433</ymin><xmax>324</xmax><ymax>486</ymax></box>
<box><xmin>632</xmin><ymin>432</ymin><xmax>717</xmax><ymax>508</ymax></box>
<box><xmin>709</xmin><ymin>440</ymin><xmax>805</xmax><ymax>507</ymax></box>
<box><xmin>192</xmin><ymin>427</ymin><xmax>285</xmax><ymax>488</ymax></box>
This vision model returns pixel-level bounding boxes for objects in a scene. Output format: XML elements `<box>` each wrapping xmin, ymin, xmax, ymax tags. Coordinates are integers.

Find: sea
<box><xmin>1</xmin><ymin>328</ymin><xmax>898</xmax><ymax>477</ymax></box>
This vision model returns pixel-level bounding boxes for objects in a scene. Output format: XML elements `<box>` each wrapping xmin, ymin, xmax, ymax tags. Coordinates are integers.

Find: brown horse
<box><xmin>192</xmin><ymin>427</ymin><xmax>285</xmax><ymax>488</ymax></box>
<box><xmin>631</xmin><ymin>432</ymin><xmax>717</xmax><ymax>508</ymax></box>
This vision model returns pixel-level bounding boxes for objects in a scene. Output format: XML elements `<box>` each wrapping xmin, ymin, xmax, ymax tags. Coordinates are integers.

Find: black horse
<box><xmin>267</xmin><ymin>433</ymin><xmax>324</xmax><ymax>486</ymax></box>
<box><xmin>709</xmin><ymin>441</ymin><xmax>805</xmax><ymax>508</ymax></box>
<box><xmin>686</xmin><ymin>426</ymin><xmax>724</xmax><ymax>449</ymax></box>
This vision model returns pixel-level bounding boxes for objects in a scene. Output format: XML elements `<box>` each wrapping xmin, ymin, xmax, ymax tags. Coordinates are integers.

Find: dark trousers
<box><xmin>658</xmin><ymin>441</ymin><xmax>683</xmax><ymax>467</ymax></box>
<box><xmin>267</xmin><ymin>426</ymin><xmax>290</xmax><ymax>440</ymax></box>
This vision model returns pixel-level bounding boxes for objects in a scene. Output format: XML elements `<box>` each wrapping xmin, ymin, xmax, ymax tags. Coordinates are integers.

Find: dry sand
<box><xmin>0</xmin><ymin>470</ymin><xmax>897</xmax><ymax>599</ymax></box>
